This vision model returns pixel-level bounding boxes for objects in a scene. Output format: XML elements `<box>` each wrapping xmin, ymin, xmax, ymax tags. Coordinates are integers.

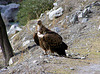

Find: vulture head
<box><xmin>37</xmin><ymin>19</ymin><xmax>42</xmax><ymax>26</ymax></box>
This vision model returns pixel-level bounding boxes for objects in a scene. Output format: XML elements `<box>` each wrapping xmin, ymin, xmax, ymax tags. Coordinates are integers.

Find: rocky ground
<box><xmin>0</xmin><ymin>0</ymin><xmax>100</xmax><ymax>74</ymax></box>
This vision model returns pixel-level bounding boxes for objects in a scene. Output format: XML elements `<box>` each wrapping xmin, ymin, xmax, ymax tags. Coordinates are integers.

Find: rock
<box><xmin>43</xmin><ymin>59</ymin><xmax>49</xmax><ymax>63</ymax></box>
<box><xmin>98</xmin><ymin>25</ymin><xmax>100</xmax><ymax>30</ymax></box>
<box><xmin>0</xmin><ymin>68</ymin><xmax>7</xmax><ymax>73</ymax></box>
<box><xmin>70</xmin><ymin>13</ymin><xmax>79</xmax><ymax>24</ymax></box>
<box><xmin>51</xmin><ymin>27</ymin><xmax>61</xmax><ymax>33</ymax></box>
<box><xmin>40</xmin><ymin>13</ymin><xmax>45</xmax><ymax>18</ymax></box>
<box><xmin>10</xmin><ymin>33</ymin><xmax>17</xmax><ymax>40</ymax></box>
<box><xmin>81</xmin><ymin>57</ymin><xmax>86</xmax><ymax>59</ymax></box>
<box><xmin>70</xmin><ymin>67</ymin><xmax>75</xmax><ymax>70</ymax></box>
<box><xmin>93</xmin><ymin>1</ymin><xmax>100</xmax><ymax>6</ymax></box>
<box><xmin>82</xmin><ymin>18</ymin><xmax>88</xmax><ymax>23</ymax></box>
<box><xmin>9</xmin><ymin>58</ymin><xmax>13</xmax><ymax>65</ymax></box>
<box><xmin>33</xmin><ymin>60</ymin><xmax>38</xmax><ymax>63</ymax></box>
<box><xmin>9</xmin><ymin>55</ymin><xmax>19</xmax><ymax>66</ymax></box>
<box><xmin>0</xmin><ymin>49</ymin><xmax>2</xmax><ymax>53</ymax></box>
<box><xmin>40</xmin><ymin>55</ymin><xmax>43</xmax><ymax>58</ymax></box>
<box><xmin>1</xmin><ymin>3</ymin><xmax>20</xmax><ymax>22</ymax></box>
<box><xmin>82</xmin><ymin>7</ymin><xmax>91</xmax><ymax>18</ymax></box>
<box><xmin>7</xmin><ymin>25</ymin><xmax>22</xmax><ymax>36</ymax></box>
<box><xmin>96</xmin><ymin>51</ymin><xmax>100</xmax><ymax>52</ymax></box>
<box><xmin>23</xmin><ymin>40</ymin><xmax>30</xmax><ymax>47</ymax></box>
<box><xmin>53</xmin><ymin>3</ymin><xmax>58</xmax><ymax>7</ymax></box>
<box><xmin>49</xmin><ymin>23</ymin><xmax>52</xmax><ymax>26</ymax></box>
<box><xmin>49</xmin><ymin>56</ymin><xmax>54</xmax><ymax>59</ymax></box>
<box><xmin>47</xmin><ymin>7</ymin><xmax>63</xmax><ymax>20</ymax></box>
<box><xmin>0</xmin><ymin>1</ymin><xmax>8</xmax><ymax>5</ymax></box>
<box><xmin>78</xmin><ymin>6</ymin><xmax>91</xmax><ymax>18</ymax></box>
<box><xmin>78</xmin><ymin>12</ymin><xmax>83</xmax><ymax>18</ymax></box>
<box><xmin>53</xmin><ymin>2</ymin><xmax>58</xmax><ymax>10</ymax></box>
<box><xmin>0</xmin><ymin>5</ymin><xmax>5</xmax><ymax>11</ymax></box>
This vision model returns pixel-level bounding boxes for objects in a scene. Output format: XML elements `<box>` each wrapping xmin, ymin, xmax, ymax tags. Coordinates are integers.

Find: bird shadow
<box><xmin>14</xmin><ymin>44</ymin><xmax>37</xmax><ymax>56</ymax></box>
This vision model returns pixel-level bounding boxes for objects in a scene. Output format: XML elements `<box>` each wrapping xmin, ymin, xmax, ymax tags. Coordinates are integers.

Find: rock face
<box><xmin>7</xmin><ymin>25</ymin><xmax>22</xmax><ymax>36</ymax></box>
<box><xmin>47</xmin><ymin>7</ymin><xmax>63</xmax><ymax>20</ymax></box>
<box><xmin>1</xmin><ymin>3</ymin><xmax>20</xmax><ymax>22</ymax></box>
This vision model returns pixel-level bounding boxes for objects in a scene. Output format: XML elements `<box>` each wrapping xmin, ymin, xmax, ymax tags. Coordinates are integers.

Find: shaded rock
<box><xmin>1</xmin><ymin>3</ymin><xmax>20</xmax><ymax>22</ymax></box>
<box><xmin>47</xmin><ymin>7</ymin><xmax>63</xmax><ymax>20</ymax></box>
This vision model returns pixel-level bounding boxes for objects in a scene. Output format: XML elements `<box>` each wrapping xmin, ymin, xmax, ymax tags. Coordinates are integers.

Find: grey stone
<box><xmin>82</xmin><ymin>18</ymin><xmax>88</xmax><ymax>23</ymax></box>
<box><xmin>70</xmin><ymin>67</ymin><xmax>75</xmax><ymax>70</ymax></box>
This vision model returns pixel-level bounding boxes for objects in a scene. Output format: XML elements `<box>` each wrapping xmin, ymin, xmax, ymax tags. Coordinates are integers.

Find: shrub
<box><xmin>17</xmin><ymin>0</ymin><xmax>54</xmax><ymax>26</ymax></box>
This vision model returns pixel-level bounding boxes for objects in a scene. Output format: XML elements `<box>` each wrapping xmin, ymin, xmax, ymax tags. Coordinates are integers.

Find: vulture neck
<box><xmin>37</xmin><ymin>24</ymin><xmax>42</xmax><ymax>32</ymax></box>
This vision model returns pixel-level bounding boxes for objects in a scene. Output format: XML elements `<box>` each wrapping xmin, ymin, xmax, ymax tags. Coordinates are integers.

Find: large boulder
<box><xmin>1</xmin><ymin>3</ymin><xmax>20</xmax><ymax>22</ymax></box>
<box><xmin>47</xmin><ymin>7</ymin><xmax>63</xmax><ymax>20</ymax></box>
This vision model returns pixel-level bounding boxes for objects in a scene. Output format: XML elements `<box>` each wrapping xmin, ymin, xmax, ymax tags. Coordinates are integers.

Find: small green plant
<box><xmin>17</xmin><ymin>0</ymin><xmax>54</xmax><ymax>26</ymax></box>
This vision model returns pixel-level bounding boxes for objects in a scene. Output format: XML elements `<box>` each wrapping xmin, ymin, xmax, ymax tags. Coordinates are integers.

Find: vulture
<box><xmin>33</xmin><ymin>19</ymin><xmax>68</xmax><ymax>56</ymax></box>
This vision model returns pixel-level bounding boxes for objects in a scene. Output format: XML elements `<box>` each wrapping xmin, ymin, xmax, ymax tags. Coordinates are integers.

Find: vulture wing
<box><xmin>43</xmin><ymin>32</ymin><xmax>62</xmax><ymax>47</ymax></box>
<box><xmin>33</xmin><ymin>33</ymin><xmax>39</xmax><ymax>45</ymax></box>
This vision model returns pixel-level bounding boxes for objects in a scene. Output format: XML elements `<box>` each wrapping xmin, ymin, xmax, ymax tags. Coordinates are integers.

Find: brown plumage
<box><xmin>33</xmin><ymin>19</ymin><xmax>68</xmax><ymax>56</ymax></box>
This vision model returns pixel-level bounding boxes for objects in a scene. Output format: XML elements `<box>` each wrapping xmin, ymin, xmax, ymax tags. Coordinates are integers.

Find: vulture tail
<box><xmin>54</xmin><ymin>42</ymin><xmax>68</xmax><ymax>56</ymax></box>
